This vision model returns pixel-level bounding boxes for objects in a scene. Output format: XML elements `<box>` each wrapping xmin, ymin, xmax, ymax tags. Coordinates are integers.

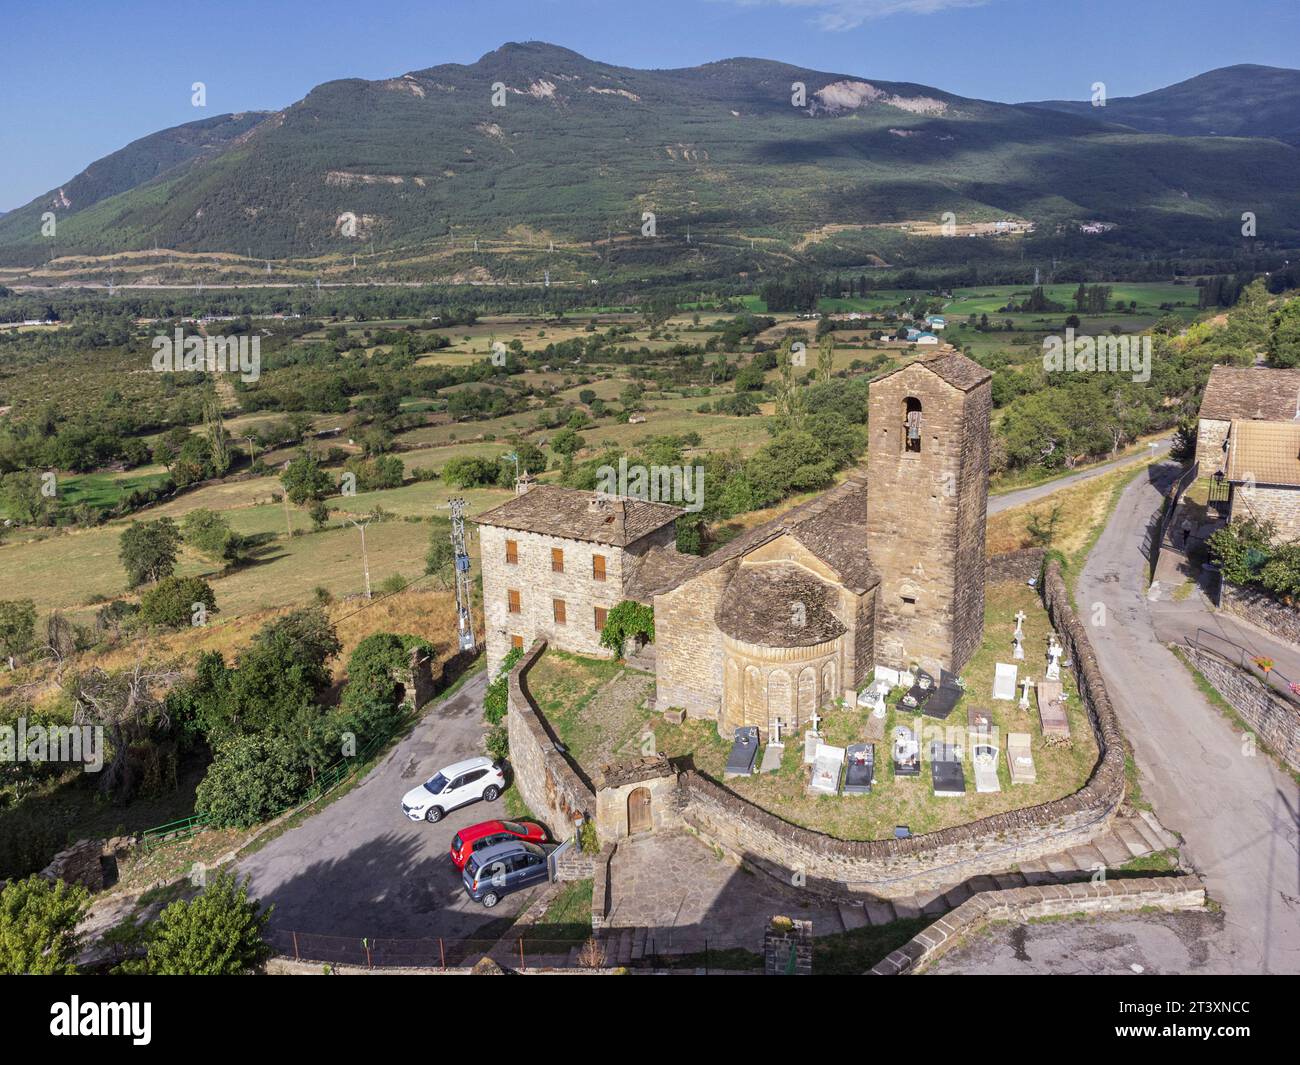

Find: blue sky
<box><xmin>2</xmin><ymin>0</ymin><xmax>1297</xmax><ymax>211</ymax></box>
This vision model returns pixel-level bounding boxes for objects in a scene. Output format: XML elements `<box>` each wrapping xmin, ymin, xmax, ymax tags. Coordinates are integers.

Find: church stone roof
<box><xmin>1199</xmin><ymin>366</ymin><xmax>1300</xmax><ymax>423</ymax></box>
<box><xmin>716</xmin><ymin>563</ymin><xmax>847</xmax><ymax>648</ymax></box>
<box><xmin>875</xmin><ymin>349</ymin><xmax>992</xmax><ymax>392</ymax></box>
<box><xmin>643</xmin><ymin>472</ymin><xmax>877</xmax><ymax>596</ymax></box>
<box><xmin>474</xmin><ymin>485</ymin><xmax>682</xmax><ymax>547</ymax></box>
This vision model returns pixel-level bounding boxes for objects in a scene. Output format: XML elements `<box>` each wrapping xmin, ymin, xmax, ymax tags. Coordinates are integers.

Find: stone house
<box><xmin>475</xmin><ymin>486</ymin><xmax>684</xmax><ymax>676</ymax></box>
<box><xmin>1221</xmin><ymin>417</ymin><xmax>1300</xmax><ymax>542</ymax></box>
<box><xmin>1195</xmin><ymin>365</ymin><xmax>1300</xmax><ymax>471</ymax></box>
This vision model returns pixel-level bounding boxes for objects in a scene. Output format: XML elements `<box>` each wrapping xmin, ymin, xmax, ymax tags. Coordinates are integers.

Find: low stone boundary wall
<box><xmin>590</xmin><ymin>843</ymin><xmax>616</xmax><ymax>931</ymax></box>
<box><xmin>1184</xmin><ymin>645</ymin><xmax>1300</xmax><ymax>773</ymax></box>
<box><xmin>986</xmin><ymin>547</ymin><xmax>1045</xmax><ymax>584</ymax></box>
<box><xmin>506</xmin><ymin>640</ymin><xmax>595</xmax><ymax>839</ymax></box>
<box><xmin>1219</xmin><ymin>581</ymin><xmax>1300</xmax><ymax>647</ymax></box>
<box><xmin>870</xmin><ymin>875</ymin><xmax>1206</xmax><ymax>974</ymax></box>
<box><xmin>678</xmin><ymin>559</ymin><xmax>1128</xmax><ymax>900</ymax></box>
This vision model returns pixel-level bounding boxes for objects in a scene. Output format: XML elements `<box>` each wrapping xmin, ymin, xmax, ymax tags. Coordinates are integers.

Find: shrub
<box><xmin>599</xmin><ymin>601</ymin><xmax>655</xmax><ymax>655</ymax></box>
<box><xmin>0</xmin><ymin>876</ymin><xmax>88</xmax><ymax>975</ymax></box>
<box><xmin>483</xmin><ymin>646</ymin><xmax>524</xmax><ymax>726</ymax></box>
<box><xmin>195</xmin><ymin>734</ymin><xmax>310</xmax><ymax>828</ymax></box>
<box><xmin>135</xmin><ymin>872</ymin><xmax>271</xmax><ymax>975</ymax></box>
<box><xmin>139</xmin><ymin>576</ymin><xmax>217</xmax><ymax>630</ymax></box>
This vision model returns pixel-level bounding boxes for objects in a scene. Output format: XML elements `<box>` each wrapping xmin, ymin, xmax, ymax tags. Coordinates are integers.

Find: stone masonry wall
<box><xmin>871</xmin><ymin>875</ymin><xmax>1206</xmax><ymax>974</ymax></box>
<box><xmin>1185</xmin><ymin>645</ymin><xmax>1300</xmax><ymax>773</ymax></box>
<box><xmin>986</xmin><ymin>547</ymin><xmax>1045</xmax><ymax>585</ymax></box>
<box><xmin>677</xmin><ymin>559</ymin><xmax>1127</xmax><ymax>900</ymax></box>
<box><xmin>481</xmin><ymin>524</ymin><xmax>628</xmax><ymax>677</ymax></box>
<box><xmin>1220</xmin><ymin>580</ymin><xmax>1300</xmax><ymax>647</ymax></box>
<box><xmin>1233</xmin><ymin>483</ymin><xmax>1300</xmax><ymax>543</ymax></box>
<box><xmin>1195</xmin><ymin>418</ymin><xmax>1230</xmax><ymax>472</ymax></box>
<box><xmin>506</xmin><ymin>640</ymin><xmax>595</xmax><ymax>839</ymax></box>
<box><xmin>653</xmin><ymin>562</ymin><xmax>734</xmax><ymax>717</ymax></box>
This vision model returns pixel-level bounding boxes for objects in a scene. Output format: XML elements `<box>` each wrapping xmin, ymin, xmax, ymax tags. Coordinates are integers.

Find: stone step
<box><xmin>1129</xmin><ymin>814</ymin><xmax>1167</xmax><ymax>854</ymax></box>
<box><xmin>838</xmin><ymin>903</ymin><xmax>869</xmax><ymax>931</ymax></box>
<box><xmin>918</xmin><ymin>891</ymin><xmax>949</xmax><ymax>917</ymax></box>
<box><xmin>631</xmin><ymin>927</ymin><xmax>648</xmax><ymax>961</ymax></box>
<box><xmin>864</xmin><ymin>901</ymin><xmax>897</xmax><ymax>926</ymax></box>
<box><xmin>891</xmin><ymin>895</ymin><xmax>922</xmax><ymax>920</ymax></box>
<box><xmin>1093</xmin><ymin>833</ymin><xmax>1133</xmax><ymax>868</ymax></box>
<box><xmin>1068</xmin><ymin>845</ymin><xmax>1107</xmax><ymax>873</ymax></box>
<box><xmin>1017</xmin><ymin>861</ymin><xmax>1054</xmax><ymax>886</ymax></box>
<box><xmin>965</xmin><ymin>875</ymin><xmax>999</xmax><ymax>895</ymax></box>
<box><xmin>992</xmin><ymin>872</ymin><xmax>1026</xmax><ymax>890</ymax></box>
<box><xmin>1113</xmin><ymin>820</ymin><xmax>1152</xmax><ymax>858</ymax></box>
<box><xmin>617</xmin><ymin>928</ymin><xmax>634</xmax><ymax>965</ymax></box>
<box><xmin>1043</xmin><ymin>854</ymin><xmax>1077</xmax><ymax>877</ymax></box>
<box><xmin>1138</xmin><ymin>810</ymin><xmax>1181</xmax><ymax>851</ymax></box>
<box><xmin>943</xmin><ymin>883</ymin><xmax>972</xmax><ymax>909</ymax></box>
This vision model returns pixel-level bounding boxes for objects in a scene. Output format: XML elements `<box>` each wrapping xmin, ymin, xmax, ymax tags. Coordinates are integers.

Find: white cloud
<box><xmin>731</xmin><ymin>0</ymin><xmax>994</xmax><ymax>31</ymax></box>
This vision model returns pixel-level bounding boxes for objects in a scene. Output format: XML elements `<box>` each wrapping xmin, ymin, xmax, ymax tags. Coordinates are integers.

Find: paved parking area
<box><xmin>606</xmin><ymin>829</ymin><xmax>839</xmax><ymax>952</ymax></box>
<box><xmin>235</xmin><ymin>670</ymin><xmax>544</xmax><ymax>942</ymax></box>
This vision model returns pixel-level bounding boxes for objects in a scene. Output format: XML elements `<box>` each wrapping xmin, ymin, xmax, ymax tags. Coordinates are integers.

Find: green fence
<box><xmin>140</xmin><ymin>711</ymin><xmax>415</xmax><ymax>853</ymax></box>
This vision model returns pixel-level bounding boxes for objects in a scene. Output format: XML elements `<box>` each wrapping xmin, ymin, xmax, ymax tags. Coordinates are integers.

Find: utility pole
<box><xmin>450</xmin><ymin>498</ymin><xmax>475</xmax><ymax>651</ymax></box>
<box><xmin>349</xmin><ymin>517</ymin><xmax>373</xmax><ymax>598</ymax></box>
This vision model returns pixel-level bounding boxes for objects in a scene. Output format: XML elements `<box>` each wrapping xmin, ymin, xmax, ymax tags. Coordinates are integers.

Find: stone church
<box><xmin>475</xmin><ymin>349</ymin><xmax>992</xmax><ymax>740</ymax></box>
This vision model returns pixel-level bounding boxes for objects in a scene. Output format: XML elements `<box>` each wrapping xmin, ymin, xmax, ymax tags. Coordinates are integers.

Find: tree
<box><xmin>280</xmin><ymin>451</ymin><xmax>333</xmax><ymax>505</ymax></box>
<box><xmin>195</xmin><ymin>733</ymin><xmax>310</xmax><ymax>827</ymax></box>
<box><xmin>308</xmin><ymin>500</ymin><xmax>330</xmax><ymax>530</ymax></box>
<box><xmin>599</xmin><ymin>601</ymin><xmax>655</xmax><ymax>655</ymax></box>
<box><xmin>0</xmin><ymin>876</ymin><xmax>88</xmax><ymax>975</ymax></box>
<box><xmin>1026</xmin><ymin>504</ymin><xmax>1064</xmax><ymax>548</ymax></box>
<box><xmin>817</xmin><ymin>331</ymin><xmax>835</xmax><ymax>383</ymax></box>
<box><xmin>442</xmin><ymin>456</ymin><xmax>498</xmax><ymax>488</ymax></box>
<box><xmin>138</xmin><ymin>872</ymin><xmax>271</xmax><ymax>975</ymax></box>
<box><xmin>181</xmin><ymin>508</ymin><xmax>245</xmax><ymax>565</ymax></box>
<box><xmin>119</xmin><ymin>518</ymin><xmax>182</xmax><ymax>588</ymax></box>
<box><xmin>0</xmin><ymin>599</ymin><xmax>36</xmax><ymax>669</ymax></box>
<box><xmin>424</xmin><ymin>530</ymin><xmax>455</xmax><ymax>588</ymax></box>
<box><xmin>139</xmin><ymin>576</ymin><xmax>217</xmax><ymax>630</ymax></box>
<box><xmin>0</xmin><ymin>471</ymin><xmax>51</xmax><ymax>525</ymax></box>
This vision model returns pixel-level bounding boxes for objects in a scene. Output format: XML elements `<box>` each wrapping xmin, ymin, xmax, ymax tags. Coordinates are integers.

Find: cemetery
<box><xmin>524</xmin><ymin>576</ymin><xmax>1102</xmax><ymax>843</ymax></box>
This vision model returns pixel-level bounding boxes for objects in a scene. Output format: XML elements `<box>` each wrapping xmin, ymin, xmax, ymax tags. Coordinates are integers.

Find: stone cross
<box><xmin>1013</xmin><ymin>610</ymin><xmax>1027</xmax><ymax>636</ymax></box>
<box><xmin>808</xmin><ymin>708</ymin><xmax>822</xmax><ymax>734</ymax></box>
<box><xmin>1012</xmin><ymin>632</ymin><xmax>1025</xmax><ymax>661</ymax></box>
<box><xmin>770</xmin><ymin>719</ymin><xmax>783</xmax><ymax>744</ymax></box>
<box><xmin>1019</xmin><ymin>677</ymin><xmax>1034</xmax><ymax>710</ymax></box>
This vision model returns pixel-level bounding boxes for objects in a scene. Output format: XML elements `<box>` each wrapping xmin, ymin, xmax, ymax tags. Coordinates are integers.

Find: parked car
<box><xmin>401</xmin><ymin>756</ymin><xmax>505</xmax><ymax>823</ymax></box>
<box><xmin>462</xmin><ymin>840</ymin><xmax>551</xmax><ymax>908</ymax></box>
<box><xmin>450</xmin><ymin>820</ymin><xmax>546</xmax><ymax>869</ymax></box>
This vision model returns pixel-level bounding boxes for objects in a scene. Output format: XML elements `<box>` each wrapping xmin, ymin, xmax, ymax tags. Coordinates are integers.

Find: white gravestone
<box><xmin>993</xmin><ymin>662</ymin><xmax>1018</xmax><ymax>701</ymax></box>
<box><xmin>1013</xmin><ymin>610</ymin><xmax>1027</xmax><ymax>637</ymax></box>
<box><xmin>1019</xmin><ymin>676</ymin><xmax>1034</xmax><ymax>710</ymax></box>
<box><xmin>1012</xmin><ymin>632</ymin><xmax>1025</xmax><ymax>661</ymax></box>
<box><xmin>1046</xmin><ymin>635</ymin><xmax>1063</xmax><ymax>681</ymax></box>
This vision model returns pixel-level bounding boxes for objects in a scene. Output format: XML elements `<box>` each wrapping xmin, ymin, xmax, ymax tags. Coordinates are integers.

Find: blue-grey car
<box><xmin>462</xmin><ymin>840</ymin><xmax>550</xmax><ymax>908</ymax></box>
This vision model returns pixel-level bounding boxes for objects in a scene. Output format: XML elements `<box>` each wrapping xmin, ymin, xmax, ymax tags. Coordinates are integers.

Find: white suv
<box><xmin>401</xmin><ymin>756</ymin><xmax>505</xmax><ymax>823</ymax></box>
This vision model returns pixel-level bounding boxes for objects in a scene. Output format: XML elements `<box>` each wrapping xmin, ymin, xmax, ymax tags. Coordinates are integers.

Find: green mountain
<box><xmin>2</xmin><ymin>44</ymin><xmax>1297</xmax><ymax>274</ymax></box>
<box><xmin>1025</xmin><ymin>64</ymin><xmax>1300</xmax><ymax>146</ymax></box>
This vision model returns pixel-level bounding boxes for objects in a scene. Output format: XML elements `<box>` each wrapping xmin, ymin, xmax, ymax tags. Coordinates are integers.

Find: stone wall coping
<box><xmin>870</xmin><ymin>875</ymin><xmax>1206</xmax><ymax>974</ymax></box>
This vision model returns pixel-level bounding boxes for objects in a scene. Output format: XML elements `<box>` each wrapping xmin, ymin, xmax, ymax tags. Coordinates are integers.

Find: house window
<box><xmin>511</xmin><ymin>634</ymin><xmax>524</xmax><ymax>650</ymax></box>
<box><xmin>900</xmin><ymin>594</ymin><xmax>916</xmax><ymax>617</ymax></box>
<box><xmin>553</xmin><ymin>598</ymin><xmax>567</xmax><ymax>624</ymax></box>
<box><xmin>505</xmin><ymin>539</ymin><xmax>518</xmax><ymax>564</ymax></box>
<box><xmin>507</xmin><ymin>589</ymin><xmax>521</xmax><ymax>614</ymax></box>
<box><xmin>552</xmin><ymin>547</ymin><xmax>564</xmax><ymax>573</ymax></box>
<box><xmin>594</xmin><ymin>606</ymin><xmax>608</xmax><ymax>633</ymax></box>
<box><xmin>903</xmin><ymin>397</ymin><xmax>923</xmax><ymax>454</ymax></box>
<box><xmin>592</xmin><ymin>554</ymin><xmax>607</xmax><ymax>581</ymax></box>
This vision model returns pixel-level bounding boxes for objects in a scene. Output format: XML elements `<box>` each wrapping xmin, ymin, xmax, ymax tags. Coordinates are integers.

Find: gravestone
<box><xmin>1046</xmin><ymin>635</ymin><xmax>1063</xmax><ymax>681</ymax></box>
<box><xmin>892</xmin><ymin>726</ymin><xmax>920</xmax><ymax>777</ymax></box>
<box><xmin>993</xmin><ymin>662</ymin><xmax>1018</xmax><ymax>701</ymax></box>
<box><xmin>1019</xmin><ymin>676</ymin><xmax>1034</xmax><ymax>710</ymax></box>
<box><xmin>807</xmin><ymin>743</ymin><xmax>845</xmax><ymax>796</ymax></box>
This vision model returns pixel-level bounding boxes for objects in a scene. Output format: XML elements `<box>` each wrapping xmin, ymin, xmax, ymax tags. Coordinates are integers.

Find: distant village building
<box><xmin>925</xmin><ymin>315</ymin><xmax>946</xmax><ymax>331</ymax></box>
<box><xmin>913</xmin><ymin>332</ymin><xmax>940</xmax><ymax>345</ymax></box>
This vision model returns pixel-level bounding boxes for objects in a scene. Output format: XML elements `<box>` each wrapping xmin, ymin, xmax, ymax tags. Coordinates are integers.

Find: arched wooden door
<box><xmin>628</xmin><ymin>787</ymin><xmax>652</xmax><ymax>835</ymax></box>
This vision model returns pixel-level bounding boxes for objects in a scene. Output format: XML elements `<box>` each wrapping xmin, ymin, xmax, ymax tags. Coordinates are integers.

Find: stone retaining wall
<box><xmin>677</xmin><ymin>559</ymin><xmax>1128</xmax><ymax>900</ymax></box>
<box><xmin>1220</xmin><ymin>581</ymin><xmax>1300</xmax><ymax>647</ymax></box>
<box><xmin>506</xmin><ymin>640</ymin><xmax>595</xmax><ymax>840</ymax></box>
<box><xmin>870</xmin><ymin>875</ymin><xmax>1206</xmax><ymax>974</ymax></box>
<box><xmin>985</xmin><ymin>547</ymin><xmax>1045</xmax><ymax>585</ymax></box>
<box><xmin>1184</xmin><ymin>645</ymin><xmax>1300</xmax><ymax>773</ymax></box>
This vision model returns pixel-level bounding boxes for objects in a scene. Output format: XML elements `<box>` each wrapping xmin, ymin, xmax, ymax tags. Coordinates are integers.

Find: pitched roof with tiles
<box><xmin>643</xmin><ymin>472</ymin><xmax>877</xmax><ymax>596</ymax></box>
<box><xmin>874</xmin><ymin>348</ymin><xmax>992</xmax><ymax>392</ymax></box>
<box><xmin>473</xmin><ymin>485</ymin><xmax>682</xmax><ymax>547</ymax></box>
<box><xmin>1225</xmin><ymin>419</ymin><xmax>1300</xmax><ymax>487</ymax></box>
<box><xmin>716</xmin><ymin>563</ymin><xmax>847</xmax><ymax>647</ymax></box>
<box><xmin>1199</xmin><ymin>366</ymin><xmax>1300</xmax><ymax>423</ymax></box>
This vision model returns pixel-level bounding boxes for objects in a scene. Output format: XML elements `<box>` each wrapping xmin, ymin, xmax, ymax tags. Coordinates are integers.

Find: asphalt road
<box><xmin>1078</xmin><ymin>462</ymin><xmax>1300</xmax><ymax>974</ymax></box>
<box><xmin>989</xmin><ymin>437</ymin><xmax>1170</xmax><ymax>516</ymax></box>
<box><xmin>234</xmin><ymin>669</ymin><xmax>542</xmax><ymax>941</ymax></box>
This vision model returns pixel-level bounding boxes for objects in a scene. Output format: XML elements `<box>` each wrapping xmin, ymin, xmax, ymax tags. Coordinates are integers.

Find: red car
<box><xmin>450</xmin><ymin>820</ymin><xmax>546</xmax><ymax>869</ymax></box>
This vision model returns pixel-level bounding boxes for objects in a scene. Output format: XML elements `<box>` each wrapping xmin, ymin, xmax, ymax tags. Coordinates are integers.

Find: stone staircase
<box><xmin>566</xmin><ymin>924</ymin><xmax>655</xmax><ymax>967</ymax></box>
<box><xmin>836</xmin><ymin>810</ymin><xmax>1182</xmax><ymax>930</ymax></box>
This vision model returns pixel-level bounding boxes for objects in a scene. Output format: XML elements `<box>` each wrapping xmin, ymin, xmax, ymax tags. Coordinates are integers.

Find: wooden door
<box><xmin>627</xmin><ymin>787</ymin><xmax>652</xmax><ymax>834</ymax></box>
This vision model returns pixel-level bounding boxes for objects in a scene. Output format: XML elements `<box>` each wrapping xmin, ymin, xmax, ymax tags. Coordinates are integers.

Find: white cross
<box><xmin>1013</xmin><ymin>610</ymin><xmax>1027</xmax><ymax>635</ymax></box>
<box><xmin>809</xmin><ymin>709</ymin><xmax>822</xmax><ymax>734</ymax></box>
<box><xmin>769</xmin><ymin>719</ymin><xmax>783</xmax><ymax>744</ymax></box>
